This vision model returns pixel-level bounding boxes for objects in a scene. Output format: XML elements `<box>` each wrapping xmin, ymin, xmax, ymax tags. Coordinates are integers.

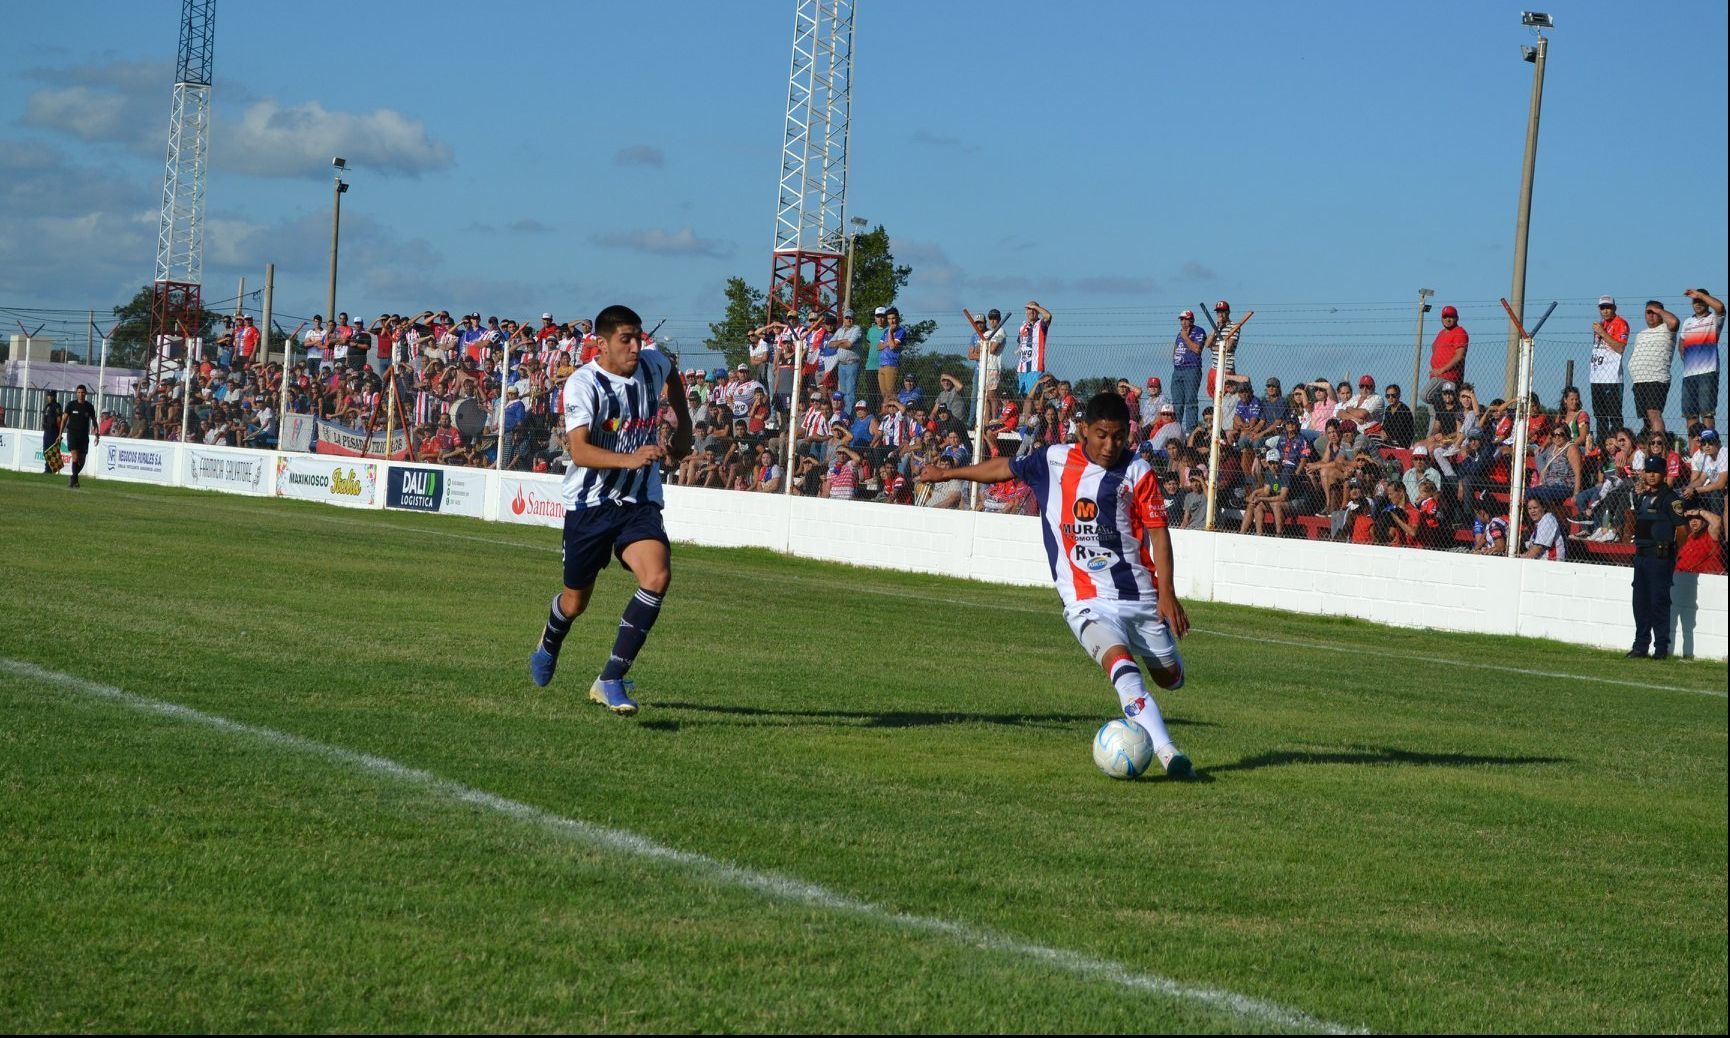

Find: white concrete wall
<box><xmin>6</xmin><ymin>429</ymin><xmax>1725</xmax><ymax>659</ymax></box>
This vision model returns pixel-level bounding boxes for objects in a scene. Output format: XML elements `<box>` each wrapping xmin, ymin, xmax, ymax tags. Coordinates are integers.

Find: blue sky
<box><xmin>2</xmin><ymin>0</ymin><xmax>1725</xmax><ymax>398</ymax></box>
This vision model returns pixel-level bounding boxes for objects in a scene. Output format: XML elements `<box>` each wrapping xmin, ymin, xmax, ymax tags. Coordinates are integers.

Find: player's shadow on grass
<box><xmin>653</xmin><ymin>701</ymin><xmax>1218</xmax><ymax>732</ymax></box>
<box><xmin>1204</xmin><ymin>746</ymin><xmax>1571</xmax><ymax>775</ymax></box>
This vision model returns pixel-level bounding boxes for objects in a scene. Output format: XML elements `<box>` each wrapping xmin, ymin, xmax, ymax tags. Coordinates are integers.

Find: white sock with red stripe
<box><xmin>1110</xmin><ymin>658</ymin><xmax>1173</xmax><ymax>751</ymax></box>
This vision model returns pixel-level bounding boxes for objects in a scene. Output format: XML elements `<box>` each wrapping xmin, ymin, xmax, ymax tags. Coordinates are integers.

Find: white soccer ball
<box><xmin>1092</xmin><ymin>719</ymin><xmax>1154</xmax><ymax>779</ymax></box>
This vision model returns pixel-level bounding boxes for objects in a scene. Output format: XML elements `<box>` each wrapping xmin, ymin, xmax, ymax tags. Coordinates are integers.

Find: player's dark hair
<box><xmin>1083</xmin><ymin>390</ymin><xmax>1129</xmax><ymax>425</ymax></box>
<box><xmin>594</xmin><ymin>304</ymin><xmax>643</xmax><ymax>338</ymax></box>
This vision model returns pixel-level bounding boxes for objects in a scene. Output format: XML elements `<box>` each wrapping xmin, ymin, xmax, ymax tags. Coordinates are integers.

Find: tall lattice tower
<box><xmin>150</xmin><ymin>0</ymin><xmax>215</xmax><ymax>364</ymax></box>
<box><xmin>770</xmin><ymin>0</ymin><xmax>855</xmax><ymax>322</ymax></box>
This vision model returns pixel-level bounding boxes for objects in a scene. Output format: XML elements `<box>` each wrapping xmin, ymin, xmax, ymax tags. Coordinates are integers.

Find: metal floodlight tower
<box><xmin>769</xmin><ymin>0</ymin><xmax>855</xmax><ymax>322</ymax></box>
<box><xmin>150</xmin><ymin>0</ymin><xmax>215</xmax><ymax>369</ymax></box>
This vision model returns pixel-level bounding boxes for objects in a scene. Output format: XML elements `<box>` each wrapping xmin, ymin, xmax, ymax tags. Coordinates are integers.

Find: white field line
<box><xmin>1</xmin><ymin>656</ymin><xmax>1363</xmax><ymax>1036</ymax></box>
<box><xmin>90</xmin><ymin>486</ymin><xmax>1729</xmax><ymax>700</ymax></box>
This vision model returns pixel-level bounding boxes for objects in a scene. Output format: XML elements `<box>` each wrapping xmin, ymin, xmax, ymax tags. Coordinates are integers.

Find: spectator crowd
<box><xmin>113</xmin><ymin>289</ymin><xmax>1727</xmax><ymax>573</ymax></box>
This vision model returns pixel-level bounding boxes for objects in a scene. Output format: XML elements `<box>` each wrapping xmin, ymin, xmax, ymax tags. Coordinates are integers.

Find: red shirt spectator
<box><xmin>1429</xmin><ymin>307</ymin><xmax>1468</xmax><ymax>381</ymax></box>
<box><xmin>1677</xmin><ymin>514</ymin><xmax>1726</xmax><ymax>574</ymax></box>
<box><xmin>236</xmin><ymin>319</ymin><xmax>260</xmax><ymax>360</ymax></box>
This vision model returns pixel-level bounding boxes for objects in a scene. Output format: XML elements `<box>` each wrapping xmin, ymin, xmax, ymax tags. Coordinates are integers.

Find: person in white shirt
<box><xmin>1336</xmin><ymin>375</ymin><xmax>1386</xmax><ymax>439</ymax></box>
<box><xmin>1683</xmin><ymin>428</ymin><xmax>1726</xmax><ymax>512</ymax></box>
<box><xmin>303</xmin><ymin>317</ymin><xmax>328</xmax><ymax>375</ymax></box>
<box><xmin>1627</xmin><ymin>300</ymin><xmax>1679</xmax><ymax>434</ymax></box>
<box><xmin>1521</xmin><ymin>496</ymin><xmax>1566</xmax><ymax>561</ymax></box>
<box><xmin>1588</xmin><ymin>295</ymin><xmax>1629</xmax><ymax>442</ymax></box>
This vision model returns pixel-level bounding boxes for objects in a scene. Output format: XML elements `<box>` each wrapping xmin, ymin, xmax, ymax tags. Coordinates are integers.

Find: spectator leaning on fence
<box><xmin>877</xmin><ymin>308</ymin><xmax>908</xmax><ymax>406</ymax></box>
<box><xmin>1422</xmin><ymin>305</ymin><xmax>1468</xmax><ymax>409</ymax></box>
<box><xmin>1589</xmin><ymin>296</ymin><xmax>1629</xmax><ymax>442</ymax></box>
<box><xmin>1628</xmin><ymin>300</ymin><xmax>1680</xmax><ymax>433</ymax></box>
<box><xmin>1678</xmin><ymin>288</ymin><xmax>1724</xmax><ymax>428</ymax></box>
<box><xmin>1170</xmin><ymin>310</ymin><xmax>1206</xmax><ymax>430</ymax></box>
<box><xmin>833</xmin><ymin>309</ymin><xmax>863</xmax><ymax>411</ymax></box>
<box><xmin>1016</xmin><ymin>301</ymin><xmax>1052</xmax><ymax>397</ymax></box>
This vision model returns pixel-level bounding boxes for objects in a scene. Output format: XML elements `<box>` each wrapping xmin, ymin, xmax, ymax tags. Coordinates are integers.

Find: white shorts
<box><xmin>1062</xmin><ymin>598</ymin><xmax>1182</xmax><ymax>669</ymax></box>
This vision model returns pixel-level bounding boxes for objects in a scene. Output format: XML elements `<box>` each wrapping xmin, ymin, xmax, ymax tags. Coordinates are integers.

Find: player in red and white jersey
<box><xmin>918</xmin><ymin>391</ymin><xmax>1195</xmax><ymax>777</ymax></box>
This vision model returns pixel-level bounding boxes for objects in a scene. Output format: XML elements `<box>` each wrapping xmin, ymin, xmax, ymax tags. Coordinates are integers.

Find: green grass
<box><xmin>0</xmin><ymin>470</ymin><xmax>1724</xmax><ymax>1033</ymax></box>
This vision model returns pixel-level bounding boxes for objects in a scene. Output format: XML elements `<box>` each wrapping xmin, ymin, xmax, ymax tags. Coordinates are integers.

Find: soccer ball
<box><xmin>1092</xmin><ymin>719</ymin><xmax>1154</xmax><ymax>779</ymax></box>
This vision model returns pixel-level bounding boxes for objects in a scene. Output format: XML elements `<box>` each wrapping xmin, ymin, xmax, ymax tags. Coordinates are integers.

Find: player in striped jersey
<box><xmin>530</xmin><ymin>305</ymin><xmax>693</xmax><ymax>715</ymax></box>
<box><xmin>916</xmin><ymin>391</ymin><xmax>1195</xmax><ymax>777</ymax></box>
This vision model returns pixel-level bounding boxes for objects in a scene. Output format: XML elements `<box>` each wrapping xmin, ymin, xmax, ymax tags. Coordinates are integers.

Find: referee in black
<box><xmin>60</xmin><ymin>384</ymin><xmax>99</xmax><ymax>489</ymax></box>
<box><xmin>1627</xmin><ymin>455</ymin><xmax>1683</xmax><ymax>660</ymax></box>
<box><xmin>41</xmin><ymin>389</ymin><xmax>62</xmax><ymax>474</ymax></box>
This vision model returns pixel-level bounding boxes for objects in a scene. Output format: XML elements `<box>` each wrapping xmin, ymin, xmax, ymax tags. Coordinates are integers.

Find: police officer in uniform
<box><xmin>1627</xmin><ymin>455</ymin><xmax>1685</xmax><ymax>659</ymax></box>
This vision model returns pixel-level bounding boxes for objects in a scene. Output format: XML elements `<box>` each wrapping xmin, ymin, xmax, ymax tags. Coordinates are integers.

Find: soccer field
<box><xmin>1</xmin><ymin>471</ymin><xmax>1724</xmax><ymax>1033</ymax></box>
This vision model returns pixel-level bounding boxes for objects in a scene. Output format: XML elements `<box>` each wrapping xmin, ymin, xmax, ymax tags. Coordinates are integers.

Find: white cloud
<box><xmin>593</xmin><ymin>227</ymin><xmax>734</xmax><ymax>259</ymax></box>
<box><xmin>19</xmin><ymin>59</ymin><xmax>454</xmax><ymax>179</ymax></box>
<box><xmin>22</xmin><ymin>85</ymin><xmax>146</xmax><ymax>146</ymax></box>
<box><xmin>214</xmin><ymin>100</ymin><xmax>454</xmax><ymax>178</ymax></box>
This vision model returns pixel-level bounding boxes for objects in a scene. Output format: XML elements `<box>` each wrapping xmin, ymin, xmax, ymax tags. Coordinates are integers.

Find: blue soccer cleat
<box><xmin>530</xmin><ymin>647</ymin><xmax>558</xmax><ymax>687</ymax></box>
<box><xmin>589</xmin><ymin>677</ymin><xmax>639</xmax><ymax>716</ymax></box>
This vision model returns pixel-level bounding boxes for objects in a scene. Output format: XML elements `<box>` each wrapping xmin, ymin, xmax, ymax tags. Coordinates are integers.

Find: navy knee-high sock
<box><xmin>540</xmin><ymin>595</ymin><xmax>575</xmax><ymax>656</ymax></box>
<box><xmin>599</xmin><ymin>589</ymin><xmax>664</xmax><ymax>681</ymax></box>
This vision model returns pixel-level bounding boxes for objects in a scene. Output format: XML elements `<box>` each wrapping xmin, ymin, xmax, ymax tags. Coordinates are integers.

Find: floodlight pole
<box><xmin>327</xmin><ymin>160</ymin><xmax>347</xmax><ymax>326</ymax></box>
<box><xmin>1410</xmin><ymin>288</ymin><xmax>1434</xmax><ymax>429</ymax></box>
<box><xmin>1504</xmin><ymin>32</ymin><xmax>1548</xmax><ymax>399</ymax></box>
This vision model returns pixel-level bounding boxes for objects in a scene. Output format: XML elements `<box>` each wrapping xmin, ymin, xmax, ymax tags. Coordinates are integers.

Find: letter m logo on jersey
<box><xmin>1072</xmin><ymin>498</ymin><xmax>1099</xmax><ymax>522</ymax></box>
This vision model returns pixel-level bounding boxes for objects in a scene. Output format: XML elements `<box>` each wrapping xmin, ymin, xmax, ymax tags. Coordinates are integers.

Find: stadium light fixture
<box><xmin>1520</xmin><ymin>11</ymin><xmax>1553</xmax><ymax>29</ymax></box>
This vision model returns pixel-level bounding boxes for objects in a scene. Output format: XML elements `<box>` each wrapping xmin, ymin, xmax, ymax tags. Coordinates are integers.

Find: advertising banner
<box><xmin>281</xmin><ymin>412</ymin><xmax>314</xmax><ymax>453</ymax></box>
<box><xmin>274</xmin><ymin>455</ymin><xmax>379</xmax><ymax>509</ymax></box>
<box><xmin>97</xmin><ymin>440</ymin><xmax>172</xmax><ymax>483</ymax></box>
<box><xmin>184</xmin><ymin>447</ymin><xmax>270</xmax><ymax>496</ymax></box>
<box><xmin>385</xmin><ymin>464</ymin><xmax>487</xmax><ymax>518</ymax></box>
<box><xmin>0</xmin><ymin>427</ymin><xmax>18</xmax><ymax>471</ymax></box>
<box><xmin>12</xmin><ymin>431</ymin><xmax>47</xmax><ymax>473</ymax></box>
<box><xmin>497</xmin><ymin>473</ymin><xmax>567</xmax><ymax>528</ymax></box>
<box><xmin>312</xmin><ymin>417</ymin><xmax>410</xmax><ymax>459</ymax></box>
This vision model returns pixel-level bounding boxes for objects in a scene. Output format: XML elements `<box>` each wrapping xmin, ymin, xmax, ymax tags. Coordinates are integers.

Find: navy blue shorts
<box><xmin>562</xmin><ymin>501</ymin><xmax>669</xmax><ymax>590</ymax></box>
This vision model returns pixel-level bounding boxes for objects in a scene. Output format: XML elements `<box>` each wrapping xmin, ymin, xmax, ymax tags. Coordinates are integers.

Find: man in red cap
<box><xmin>1140</xmin><ymin>375</ymin><xmax>1165</xmax><ymax>428</ymax></box>
<box><xmin>1204</xmin><ymin>300</ymin><xmax>1248</xmax><ymax>404</ymax></box>
<box><xmin>1421</xmin><ymin>305</ymin><xmax>1468</xmax><ymax>409</ymax></box>
<box><xmin>1338</xmin><ymin>375</ymin><xmax>1386</xmax><ymax>440</ymax></box>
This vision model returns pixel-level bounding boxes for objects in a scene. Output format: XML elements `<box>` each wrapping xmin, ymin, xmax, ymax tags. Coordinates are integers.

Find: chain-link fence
<box><xmin>6</xmin><ymin>292</ymin><xmax>1722</xmax><ymax>574</ymax></box>
<box><xmin>740</xmin><ymin>294</ymin><xmax>1724</xmax><ymax>573</ymax></box>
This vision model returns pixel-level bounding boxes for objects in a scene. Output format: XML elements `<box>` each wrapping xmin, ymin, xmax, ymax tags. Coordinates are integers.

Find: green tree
<box><xmin>848</xmin><ymin>225</ymin><xmax>935</xmax><ymax>351</ymax></box>
<box><xmin>705</xmin><ymin>224</ymin><xmax>939</xmax><ymax>370</ymax></box>
<box><xmin>704</xmin><ymin>276</ymin><xmax>767</xmax><ymax>372</ymax></box>
<box><xmin>108</xmin><ymin>285</ymin><xmax>220</xmax><ymax>370</ymax></box>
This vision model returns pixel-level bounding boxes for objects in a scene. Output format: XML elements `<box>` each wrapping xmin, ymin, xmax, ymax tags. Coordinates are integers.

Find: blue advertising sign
<box><xmin>387</xmin><ymin>466</ymin><xmax>444</xmax><ymax>512</ymax></box>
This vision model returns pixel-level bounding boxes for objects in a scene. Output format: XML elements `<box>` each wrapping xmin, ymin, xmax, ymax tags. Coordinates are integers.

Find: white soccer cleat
<box><xmin>1156</xmin><ymin>743</ymin><xmax>1194</xmax><ymax>779</ymax></box>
